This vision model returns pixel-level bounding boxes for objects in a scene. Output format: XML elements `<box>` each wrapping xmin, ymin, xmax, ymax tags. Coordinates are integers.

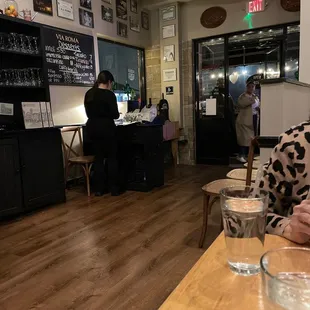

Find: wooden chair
<box><xmin>199</xmin><ymin>137</ymin><xmax>261</xmax><ymax>248</ymax></box>
<box><xmin>61</xmin><ymin>126</ymin><xmax>94</xmax><ymax>196</ymax></box>
<box><xmin>226</xmin><ymin>168</ymin><xmax>257</xmax><ymax>181</ymax></box>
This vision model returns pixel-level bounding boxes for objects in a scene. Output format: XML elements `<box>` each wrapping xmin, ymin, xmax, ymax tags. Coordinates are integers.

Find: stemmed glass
<box><xmin>32</xmin><ymin>37</ymin><xmax>39</xmax><ymax>54</ymax></box>
<box><xmin>9</xmin><ymin>33</ymin><xmax>19</xmax><ymax>51</ymax></box>
<box><xmin>26</xmin><ymin>36</ymin><xmax>34</xmax><ymax>53</ymax></box>
<box><xmin>19</xmin><ymin>35</ymin><xmax>28</xmax><ymax>53</ymax></box>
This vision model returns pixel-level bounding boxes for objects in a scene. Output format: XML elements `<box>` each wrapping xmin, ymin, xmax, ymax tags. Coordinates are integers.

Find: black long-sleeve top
<box><xmin>84</xmin><ymin>87</ymin><xmax>120</xmax><ymax>120</ymax></box>
<box><xmin>84</xmin><ymin>87</ymin><xmax>120</xmax><ymax>139</ymax></box>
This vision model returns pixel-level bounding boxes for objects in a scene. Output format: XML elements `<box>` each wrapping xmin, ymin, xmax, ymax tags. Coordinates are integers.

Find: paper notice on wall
<box><xmin>40</xmin><ymin>102</ymin><xmax>50</xmax><ymax>128</ymax></box>
<box><xmin>205</xmin><ymin>98</ymin><xmax>217</xmax><ymax>116</ymax></box>
<box><xmin>22</xmin><ymin>102</ymin><xmax>43</xmax><ymax>129</ymax></box>
<box><xmin>0</xmin><ymin>102</ymin><xmax>14</xmax><ymax>116</ymax></box>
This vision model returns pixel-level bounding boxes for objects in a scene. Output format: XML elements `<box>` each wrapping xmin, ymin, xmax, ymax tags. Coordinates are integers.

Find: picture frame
<box><xmin>162</xmin><ymin>24</ymin><xmax>175</xmax><ymax>39</ymax></box>
<box><xmin>116</xmin><ymin>0</ymin><xmax>127</xmax><ymax>20</ymax></box>
<box><xmin>102</xmin><ymin>0</ymin><xmax>112</xmax><ymax>4</ymax></box>
<box><xmin>102</xmin><ymin>5</ymin><xmax>113</xmax><ymax>23</ymax></box>
<box><xmin>161</xmin><ymin>6</ymin><xmax>176</xmax><ymax>21</ymax></box>
<box><xmin>33</xmin><ymin>0</ymin><xmax>53</xmax><ymax>16</ymax></box>
<box><xmin>117</xmin><ymin>21</ymin><xmax>128</xmax><ymax>38</ymax></box>
<box><xmin>163</xmin><ymin>44</ymin><xmax>175</xmax><ymax>62</ymax></box>
<box><xmin>141</xmin><ymin>11</ymin><xmax>149</xmax><ymax>30</ymax></box>
<box><xmin>130</xmin><ymin>0</ymin><xmax>137</xmax><ymax>13</ymax></box>
<box><xmin>163</xmin><ymin>69</ymin><xmax>177</xmax><ymax>82</ymax></box>
<box><xmin>57</xmin><ymin>0</ymin><xmax>74</xmax><ymax>20</ymax></box>
<box><xmin>130</xmin><ymin>16</ymin><xmax>140</xmax><ymax>32</ymax></box>
<box><xmin>80</xmin><ymin>0</ymin><xmax>92</xmax><ymax>10</ymax></box>
<box><xmin>79</xmin><ymin>8</ymin><xmax>94</xmax><ymax>28</ymax></box>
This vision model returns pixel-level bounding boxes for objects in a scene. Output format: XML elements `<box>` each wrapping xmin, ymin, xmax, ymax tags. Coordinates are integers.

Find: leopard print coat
<box><xmin>259</xmin><ymin>121</ymin><xmax>310</xmax><ymax>236</ymax></box>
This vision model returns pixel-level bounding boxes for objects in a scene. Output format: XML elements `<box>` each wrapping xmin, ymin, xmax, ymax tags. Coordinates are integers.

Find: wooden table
<box><xmin>160</xmin><ymin>233</ymin><xmax>298</xmax><ymax>310</ymax></box>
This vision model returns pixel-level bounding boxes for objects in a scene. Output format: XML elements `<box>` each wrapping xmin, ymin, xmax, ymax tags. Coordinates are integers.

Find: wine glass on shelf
<box><xmin>9</xmin><ymin>33</ymin><xmax>19</xmax><ymax>51</ymax></box>
<box><xmin>26</xmin><ymin>36</ymin><xmax>34</xmax><ymax>53</ymax></box>
<box><xmin>32</xmin><ymin>37</ymin><xmax>39</xmax><ymax>54</ymax></box>
<box><xmin>19</xmin><ymin>35</ymin><xmax>28</xmax><ymax>53</ymax></box>
<box><xmin>35</xmin><ymin>68</ymin><xmax>43</xmax><ymax>86</ymax></box>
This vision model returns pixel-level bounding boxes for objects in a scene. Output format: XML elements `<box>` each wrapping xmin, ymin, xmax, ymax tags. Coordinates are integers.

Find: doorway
<box><xmin>194</xmin><ymin>22</ymin><xmax>299</xmax><ymax>165</ymax></box>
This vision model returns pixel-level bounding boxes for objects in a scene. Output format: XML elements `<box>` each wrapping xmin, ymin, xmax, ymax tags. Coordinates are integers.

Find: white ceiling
<box><xmin>142</xmin><ymin>0</ymin><xmax>244</xmax><ymax>10</ymax></box>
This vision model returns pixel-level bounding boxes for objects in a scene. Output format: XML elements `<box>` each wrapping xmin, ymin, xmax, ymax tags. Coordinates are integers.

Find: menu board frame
<box><xmin>42</xmin><ymin>25</ymin><xmax>96</xmax><ymax>87</ymax></box>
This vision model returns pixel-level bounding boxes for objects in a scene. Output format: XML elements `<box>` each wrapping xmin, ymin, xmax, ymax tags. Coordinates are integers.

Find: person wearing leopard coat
<box><xmin>259</xmin><ymin>121</ymin><xmax>310</xmax><ymax>244</ymax></box>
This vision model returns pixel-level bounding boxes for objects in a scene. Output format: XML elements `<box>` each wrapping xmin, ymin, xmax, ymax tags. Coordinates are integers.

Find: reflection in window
<box><xmin>286</xmin><ymin>25</ymin><xmax>300</xmax><ymax>80</ymax></box>
<box><xmin>97</xmin><ymin>39</ymin><xmax>145</xmax><ymax>102</ymax></box>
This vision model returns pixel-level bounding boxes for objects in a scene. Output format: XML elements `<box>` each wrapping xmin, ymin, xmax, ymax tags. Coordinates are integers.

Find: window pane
<box><xmin>97</xmin><ymin>40</ymin><xmax>145</xmax><ymax>102</ymax></box>
<box><xmin>285</xmin><ymin>25</ymin><xmax>300</xmax><ymax>80</ymax></box>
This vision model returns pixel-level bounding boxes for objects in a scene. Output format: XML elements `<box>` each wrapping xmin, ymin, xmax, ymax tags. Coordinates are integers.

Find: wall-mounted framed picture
<box><xmin>116</xmin><ymin>0</ymin><xmax>127</xmax><ymax>20</ymax></box>
<box><xmin>102</xmin><ymin>0</ymin><xmax>112</xmax><ymax>4</ymax></box>
<box><xmin>117</xmin><ymin>21</ymin><xmax>128</xmax><ymax>38</ymax></box>
<box><xmin>57</xmin><ymin>0</ymin><xmax>74</xmax><ymax>20</ymax></box>
<box><xmin>161</xmin><ymin>6</ymin><xmax>176</xmax><ymax>21</ymax></box>
<box><xmin>163</xmin><ymin>68</ymin><xmax>177</xmax><ymax>82</ymax></box>
<box><xmin>102</xmin><ymin>5</ymin><xmax>113</xmax><ymax>23</ymax></box>
<box><xmin>163</xmin><ymin>44</ymin><xmax>175</xmax><ymax>62</ymax></box>
<box><xmin>141</xmin><ymin>11</ymin><xmax>149</xmax><ymax>30</ymax></box>
<box><xmin>162</xmin><ymin>24</ymin><xmax>175</xmax><ymax>39</ymax></box>
<box><xmin>33</xmin><ymin>0</ymin><xmax>53</xmax><ymax>16</ymax></box>
<box><xmin>80</xmin><ymin>0</ymin><xmax>92</xmax><ymax>10</ymax></box>
<box><xmin>79</xmin><ymin>8</ymin><xmax>94</xmax><ymax>28</ymax></box>
<box><xmin>130</xmin><ymin>0</ymin><xmax>137</xmax><ymax>13</ymax></box>
<box><xmin>130</xmin><ymin>16</ymin><xmax>140</xmax><ymax>32</ymax></box>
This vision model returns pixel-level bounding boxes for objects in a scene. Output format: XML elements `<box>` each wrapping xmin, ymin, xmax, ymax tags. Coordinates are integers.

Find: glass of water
<box><xmin>261</xmin><ymin>248</ymin><xmax>310</xmax><ymax>310</ymax></box>
<box><xmin>220</xmin><ymin>186</ymin><xmax>269</xmax><ymax>276</ymax></box>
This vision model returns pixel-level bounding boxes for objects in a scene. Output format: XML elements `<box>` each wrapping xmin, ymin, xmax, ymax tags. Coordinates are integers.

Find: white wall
<box><xmin>0</xmin><ymin>0</ymin><xmax>151</xmax><ymax>125</ymax></box>
<box><xmin>180</xmin><ymin>0</ymin><xmax>300</xmax><ymax>42</ymax></box>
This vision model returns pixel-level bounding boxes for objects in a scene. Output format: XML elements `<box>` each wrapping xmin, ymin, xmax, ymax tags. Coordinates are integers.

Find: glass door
<box><xmin>195</xmin><ymin>37</ymin><xmax>234</xmax><ymax>164</ymax></box>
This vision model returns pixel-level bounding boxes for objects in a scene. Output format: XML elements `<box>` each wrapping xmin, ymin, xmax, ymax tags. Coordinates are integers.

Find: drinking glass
<box><xmin>19</xmin><ymin>34</ymin><xmax>28</xmax><ymax>53</ymax></box>
<box><xmin>32</xmin><ymin>36</ymin><xmax>39</xmax><ymax>54</ymax></box>
<box><xmin>9</xmin><ymin>33</ymin><xmax>19</xmax><ymax>51</ymax></box>
<box><xmin>220</xmin><ymin>186</ymin><xmax>269</xmax><ymax>276</ymax></box>
<box><xmin>26</xmin><ymin>36</ymin><xmax>34</xmax><ymax>53</ymax></box>
<box><xmin>261</xmin><ymin>248</ymin><xmax>310</xmax><ymax>310</ymax></box>
<box><xmin>0</xmin><ymin>33</ymin><xmax>6</xmax><ymax>50</ymax></box>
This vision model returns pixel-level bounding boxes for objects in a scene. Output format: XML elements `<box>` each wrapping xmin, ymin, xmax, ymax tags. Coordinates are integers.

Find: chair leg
<box><xmin>199</xmin><ymin>194</ymin><xmax>210</xmax><ymax>248</ymax></box>
<box><xmin>84</xmin><ymin>163</ymin><xmax>91</xmax><ymax>197</ymax></box>
<box><xmin>208</xmin><ymin>196</ymin><xmax>219</xmax><ymax>215</ymax></box>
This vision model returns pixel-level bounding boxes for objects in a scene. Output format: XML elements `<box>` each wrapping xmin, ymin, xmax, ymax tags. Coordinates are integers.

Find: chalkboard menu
<box><xmin>42</xmin><ymin>26</ymin><xmax>96</xmax><ymax>86</ymax></box>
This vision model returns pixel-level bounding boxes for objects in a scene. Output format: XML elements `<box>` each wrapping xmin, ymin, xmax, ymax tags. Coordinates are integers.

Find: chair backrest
<box><xmin>246</xmin><ymin>136</ymin><xmax>279</xmax><ymax>186</ymax></box>
<box><xmin>61</xmin><ymin>126</ymin><xmax>84</xmax><ymax>166</ymax></box>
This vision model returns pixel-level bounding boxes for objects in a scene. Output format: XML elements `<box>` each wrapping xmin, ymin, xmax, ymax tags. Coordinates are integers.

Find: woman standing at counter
<box><xmin>84</xmin><ymin>70</ymin><xmax>121</xmax><ymax>196</ymax></box>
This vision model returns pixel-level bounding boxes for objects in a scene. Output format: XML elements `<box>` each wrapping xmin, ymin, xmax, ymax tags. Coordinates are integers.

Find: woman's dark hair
<box><xmin>94</xmin><ymin>70</ymin><xmax>114</xmax><ymax>88</ymax></box>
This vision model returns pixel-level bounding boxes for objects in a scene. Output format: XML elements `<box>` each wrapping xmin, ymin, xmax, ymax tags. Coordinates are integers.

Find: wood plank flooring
<box><xmin>0</xmin><ymin>165</ymin><xmax>229</xmax><ymax>310</ymax></box>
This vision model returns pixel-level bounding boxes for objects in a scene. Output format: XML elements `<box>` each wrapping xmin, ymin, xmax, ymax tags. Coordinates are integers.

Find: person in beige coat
<box><xmin>236</xmin><ymin>81</ymin><xmax>260</xmax><ymax>163</ymax></box>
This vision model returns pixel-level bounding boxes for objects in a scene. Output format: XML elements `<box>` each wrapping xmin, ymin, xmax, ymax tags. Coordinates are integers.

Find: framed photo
<box><xmin>57</xmin><ymin>0</ymin><xmax>74</xmax><ymax>20</ymax></box>
<box><xmin>161</xmin><ymin>6</ymin><xmax>176</xmax><ymax>21</ymax></box>
<box><xmin>163</xmin><ymin>69</ymin><xmax>177</xmax><ymax>82</ymax></box>
<box><xmin>33</xmin><ymin>0</ymin><xmax>53</xmax><ymax>16</ymax></box>
<box><xmin>79</xmin><ymin>8</ymin><xmax>94</xmax><ymax>28</ymax></box>
<box><xmin>162</xmin><ymin>24</ymin><xmax>175</xmax><ymax>39</ymax></box>
<box><xmin>141</xmin><ymin>11</ymin><xmax>149</xmax><ymax>30</ymax></box>
<box><xmin>116</xmin><ymin>0</ymin><xmax>127</xmax><ymax>20</ymax></box>
<box><xmin>164</xmin><ymin>45</ymin><xmax>175</xmax><ymax>62</ymax></box>
<box><xmin>117</xmin><ymin>21</ymin><xmax>128</xmax><ymax>38</ymax></box>
<box><xmin>130</xmin><ymin>16</ymin><xmax>140</xmax><ymax>32</ymax></box>
<box><xmin>102</xmin><ymin>5</ymin><xmax>113</xmax><ymax>23</ymax></box>
<box><xmin>102</xmin><ymin>0</ymin><xmax>111</xmax><ymax>3</ymax></box>
<box><xmin>130</xmin><ymin>0</ymin><xmax>137</xmax><ymax>13</ymax></box>
<box><xmin>80</xmin><ymin>0</ymin><xmax>92</xmax><ymax>10</ymax></box>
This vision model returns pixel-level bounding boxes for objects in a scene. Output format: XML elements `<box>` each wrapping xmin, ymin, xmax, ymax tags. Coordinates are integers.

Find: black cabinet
<box><xmin>0</xmin><ymin>138</ymin><xmax>23</xmax><ymax>215</ymax></box>
<box><xmin>0</xmin><ymin>128</ymin><xmax>65</xmax><ymax>217</ymax></box>
<box><xmin>18</xmin><ymin>128</ymin><xmax>65</xmax><ymax>210</ymax></box>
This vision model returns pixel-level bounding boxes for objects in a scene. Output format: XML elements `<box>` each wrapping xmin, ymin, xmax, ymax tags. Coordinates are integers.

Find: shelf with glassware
<box><xmin>0</xmin><ymin>14</ymin><xmax>49</xmax><ymax>102</ymax></box>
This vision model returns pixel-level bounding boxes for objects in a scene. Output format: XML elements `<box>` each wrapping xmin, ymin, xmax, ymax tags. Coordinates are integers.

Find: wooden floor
<box><xmin>0</xmin><ymin>165</ymin><xmax>229</xmax><ymax>310</ymax></box>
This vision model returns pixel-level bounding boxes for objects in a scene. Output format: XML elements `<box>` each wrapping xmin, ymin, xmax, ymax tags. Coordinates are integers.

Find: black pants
<box><xmin>93</xmin><ymin>138</ymin><xmax>119</xmax><ymax>193</ymax></box>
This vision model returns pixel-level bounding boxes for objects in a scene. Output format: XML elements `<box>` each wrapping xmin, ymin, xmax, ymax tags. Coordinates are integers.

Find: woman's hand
<box><xmin>283</xmin><ymin>200</ymin><xmax>310</xmax><ymax>244</ymax></box>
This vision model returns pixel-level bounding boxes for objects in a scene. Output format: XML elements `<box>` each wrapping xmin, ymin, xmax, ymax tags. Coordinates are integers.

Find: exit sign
<box><xmin>247</xmin><ymin>0</ymin><xmax>265</xmax><ymax>13</ymax></box>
